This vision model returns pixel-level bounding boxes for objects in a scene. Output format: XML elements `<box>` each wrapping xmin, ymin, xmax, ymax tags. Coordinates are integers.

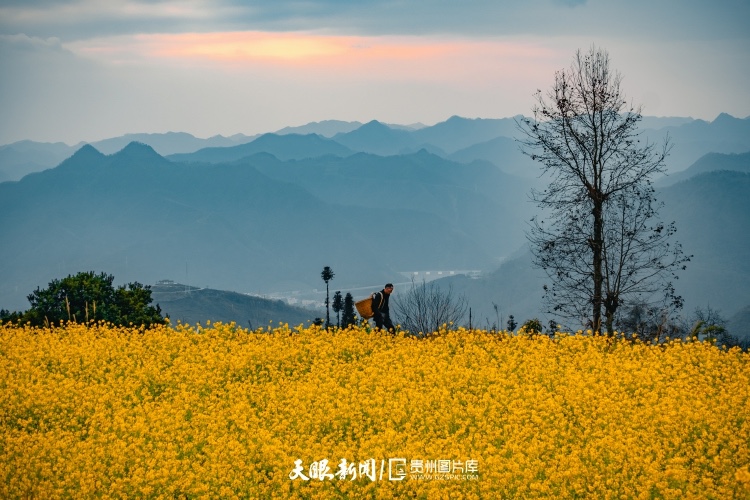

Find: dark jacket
<box><xmin>372</xmin><ymin>289</ymin><xmax>393</xmax><ymax>330</ymax></box>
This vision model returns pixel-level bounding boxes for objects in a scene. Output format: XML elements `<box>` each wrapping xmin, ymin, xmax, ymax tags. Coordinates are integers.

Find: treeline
<box><xmin>2</xmin><ymin>269</ymin><xmax>746</xmax><ymax>350</ymax></box>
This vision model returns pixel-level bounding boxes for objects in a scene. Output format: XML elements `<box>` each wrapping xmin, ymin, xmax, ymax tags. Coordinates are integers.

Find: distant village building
<box><xmin>398</xmin><ymin>270</ymin><xmax>482</xmax><ymax>282</ymax></box>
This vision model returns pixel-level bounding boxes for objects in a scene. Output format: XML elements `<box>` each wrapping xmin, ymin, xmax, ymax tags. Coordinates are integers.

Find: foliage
<box><xmin>506</xmin><ymin>315</ymin><xmax>517</xmax><ymax>332</ymax></box>
<box><xmin>341</xmin><ymin>293</ymin><xmax>357</xmax><ymax>329</ymax></box>
<box><xmin>392</xmin><ymin>280</ymin><xmax>467</xmax><ymax>337</ymax></box>
<box><xmin>518</xmin><ymin>46</ymin><xmax>689</xmax><ymax>334</ymax></box>
<box><xmin>1</xmin><ymin>271</ymin><xmax>165</xmax><ymax>327</ymax></box>
<box><xmin>1</xmin><ymin>322</ymin><xmax>749</xmax><ymax>498</ymax></box>
<box><xmin>520</xmin><ymin>318</ymin><xmax>543</xmax><ymax>335</ymax></box>
<box><xmin>332</xmin><ymin>291</ymin><xmax>343</xmax><ymax>328</ymax></box>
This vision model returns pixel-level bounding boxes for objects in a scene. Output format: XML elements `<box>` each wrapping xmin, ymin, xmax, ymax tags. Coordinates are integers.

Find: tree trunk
<box><xmin>591</xmin><ymin>200</ymin><xmax>603</xmax><ymax>333</ymax></box>
<box><xmin>325</xmin><ymin>282</ymin><xmax>330</xmax><ymax>328</ymax></box>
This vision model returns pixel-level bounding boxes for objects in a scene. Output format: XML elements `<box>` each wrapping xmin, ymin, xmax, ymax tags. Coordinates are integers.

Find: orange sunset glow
<box><xmin>72</xmin><ymin>31</ymin><xmax>554</xmax><ymax>71</ymax></box>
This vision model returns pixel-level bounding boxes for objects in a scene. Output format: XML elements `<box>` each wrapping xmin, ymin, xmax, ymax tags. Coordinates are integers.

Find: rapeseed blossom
<box><xmin>1</xmin><ymin>321</ymin><xmax>749</xmax><ymax>499</ymax></box>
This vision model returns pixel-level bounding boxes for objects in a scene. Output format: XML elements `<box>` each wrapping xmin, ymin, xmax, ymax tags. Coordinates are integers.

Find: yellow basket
<box><xmin>355</xmin><ymin>296</ymin><xmax>374</xmax><ymax>319</ymax></box>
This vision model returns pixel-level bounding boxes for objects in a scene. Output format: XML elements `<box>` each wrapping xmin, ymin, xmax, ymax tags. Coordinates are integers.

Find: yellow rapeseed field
<box><xmin>1</xmin><ymin>321</ymin><xmax>749</xmax><ymax>499</ymax></box>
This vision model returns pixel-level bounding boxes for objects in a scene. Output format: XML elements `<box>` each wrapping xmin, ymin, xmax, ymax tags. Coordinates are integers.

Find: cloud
<box><xmin>554</xmin><ymin>0</ymin><xmax>587</xmax><ymax>5</ymax></box>
<box><xmin>2</xmin><ymin>0</ymin><xmax>749</xmax><ymax>42</ymax></box>
<box><xmin>0</xmin><ymin>33</ymin><xmax>63</xmax><ymax>51</ymax></box>
<box><xmin>1</xmin><ymin>1</ymin><xmax>749</xmax><ymax>144</ymax></box>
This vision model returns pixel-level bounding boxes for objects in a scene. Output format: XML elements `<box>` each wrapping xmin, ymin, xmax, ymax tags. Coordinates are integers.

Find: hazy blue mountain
<box><xmin>449</xmin><ymin>135</ymin><xmax>540</xmax><ymax>178</ymax></box>
<box><xmin>388</xmin><ymin>122</ymin><xmax>428</xmax><ymax>131</ymax></box>
<box><xmin>167</xmin><ymin>133</ymin><xmax>354</xmax><ymax>163</ymax></box>
<box><xmin>422</xmin><ymin>114</ymin><xmax>748</xmax><ymax>177</ymax></box>
<box><xmin>275</xmin><ymin>120</ymin><xmax>364</xmax><ymax>137</ymax></box>
<box><xmin>658</xmin><ymin>170</ymin><xmax>750</xmax><ymax>318</ymax></box>
<box><xmin>397</xmin><ymin>143</ymin><xmax>449</xmax><ymax>157</ymax></box>
<box><xmin>656</xmin><ymin>151</ymin><xmax>750</xmax><ymax>186</ymax></box>
<box><xmin>647</xmin><ymin>113</ymin><xmax>750</xmax><ymax>175</ymax></box>
<box><xmin>0</xmin><ymin>140</ymin><xmax>78</xmax><ymax>182</ymax></box>
<box><xmin>429</xmin><ymin>170</ymin><xmax>750</xmax><ymax>329</ymax></box>
<box><xmin>411</xmin><ymin>115</ymin><xmax>522</xmax><ymax>154</ymax></box>
<box><xmin>727</xmin><ymin>305</ymin><xmax>750</xmax><ymax>344</ymax></box>
<box><xmin>639</xmin><ymin>116</ymin><xmax>694</xmax><ymax>130</ymax></box>
<box><xmin>0</xmin><ymin>142</ymin><xmax>497</xmax><ymax>311</ymax></box>
<box><xmin>234</xmin><ymin>149</ymin><xmax>538</xmax><ymax>259</ymax></box>
<box><xmin>432</xmin><ymin>114</ymin><xmax>749</xmax><ymax>180</ymax></box>
<box><xmin>332</xmin><ymin>120</ymin><xmax>418</xmax><ymax>156</ymax></box>
<box><xmin>274</xmin><ymin>119</ymin><xmax>426</xmax><ymax>138</ymax></box>
<box><xmin>5</xmin><ymin>113</ymin><xmax>748</xmax><ymax>184</ymax></box>
<box><xmin>0</xmin><ymin>133</ymin><xmax>256</xmax><ymax>182</ymax></box>
<box><xmin>432</xmin><ymin>246</ymin><xmax>548</xmax><ymax>331</ymax></box>
<box><xmin>89</xmin><ymin>131</ymin><xmax>256</xmax><ymax>155</ymax></box>
<box><xmin>150</xmin><ymin>281</ymin><xmax>317</xmax><ymax>327</ymax></box>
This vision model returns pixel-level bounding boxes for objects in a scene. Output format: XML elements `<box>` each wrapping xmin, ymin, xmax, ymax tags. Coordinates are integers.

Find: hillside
<box><xmin>658</xmin><ymin>170</ymin><xmax>750</xmax><ymax>317</ymax></box>
<box><xmin>648</xmin><ymin>113</ymin><xmax>750</xmax><ymax>173</ymax></box>
<box><xmin>150</xmin><ymin>281</ymin><xmax>317</xmax><ymax>327</ymax></box>
<box><xmin>430</xmin><ymin>170</ymin><xmax>750</xmax><ymax>328</ymax></box>
<box><xmin>656</xmin><ymin>151</ymin><xmax>750</xmax><ymax>186</ymax></box>
<box><xmin>728</xmin><ymin>305</ymin><xmax>750</xmax><ymax>343</ymax></box>
<box><xmin>449</xmin><ymin>135</ymin><xmax>539</xmax><ymax>178</ymax></box>
<box><xmin>433</xmin><ymin>247</ymin><xmax>548</xmax><ymax>330</ymax></box>
<box><xmin>167</xmin><ymin>133</ymin><xmax>353</xmax><ymax>163</ymax></box>
<box><xmin>0</xmin><ymin>142</ymin><xmax>502</xmax><ymax>311</ymax></box>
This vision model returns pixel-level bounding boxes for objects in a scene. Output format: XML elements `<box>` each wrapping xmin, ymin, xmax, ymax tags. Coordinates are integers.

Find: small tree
<box><xmin>617</xmin><ymin>300</ymin><xmax>681</xmax><ymax>342</ymax></box>
<box><xmin>341</xmin><ymin>293</ymin><xmax>357</xmax><ymax>329</ymax></box>
<box><xmin>393</xmin><ymin>279</ymin><xmax>467</xmax><ymax>337</ymax></box>
<box><xmin>507</xmin><ymin>315</ymin><xmax>518</xmax><ymax>332</ymax></box>
<box><xmin>332</xmin><ymin>291</ymin><xmax>343</xmax><ymax>328</ymax></box>
<box><xmin>688</xmin><ymin>306</ymin><xmax>729</xmax><ymax>343</ymax></box>
<box><xmin>320</xmin><ymin>266</ymin><xmax>335</xmax><ymax>329</ymax></box>
<box><xmin>520</xmin><ymin>318</ymin><xmax>543</xmax><ymax>335</ymax></box>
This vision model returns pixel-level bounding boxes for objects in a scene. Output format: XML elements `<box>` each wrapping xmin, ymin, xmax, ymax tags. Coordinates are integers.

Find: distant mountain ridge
<box><xmin>4</xmin><ymin>113</ymin><xmax>750</xmax><ymax>183</ymax></box>
<box><xmin>649</xmin><ymin>113</ymin><xmax>750</xmax><ymax>173</ymax></box>
<box><xmin>275</xmin><ymin>120</ymin><xmax>364</xmax><ymax>137</ymax></box>
<box><xmin>656</xmin><ymin>151</ymin><xmax>750</xmax><ymax>186</ymax></box>
<box><xmin>0</xmin><ymin>132</ymin><xmax>255</xmax><ymax>182</ymax></box>
<box><xmin>167</xmin><ymin>133</ymin><xmax>354</xmax><ymax>163</ymax></box>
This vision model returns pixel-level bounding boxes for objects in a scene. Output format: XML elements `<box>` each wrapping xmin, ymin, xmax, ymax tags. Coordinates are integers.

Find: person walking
<box><xmin>372</xmin><ymin>283</ymin><xmax>395</xmax><ymax>332</ymax></box>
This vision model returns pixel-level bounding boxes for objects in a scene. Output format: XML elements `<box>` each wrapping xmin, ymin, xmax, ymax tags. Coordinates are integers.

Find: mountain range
<box><xmin>1</xmin><ymin>114</ymin><xmax>748</xmax><ymax>338</ymax></box>
<box><xmin>0</xmin><ymin>142</ymin><xmax>509</xmax><ymax>312</ymax></box>
<box><xmin>4</xmin><ymin>114</ymin><xmax>750</xmax><ymax>183</ymax></box>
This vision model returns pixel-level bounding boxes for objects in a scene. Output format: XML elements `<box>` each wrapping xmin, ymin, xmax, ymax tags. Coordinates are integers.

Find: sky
<box><xmin>1</xmin><ymin>0</ymin><xmax>749</xmax><ymax>145</ymax></box>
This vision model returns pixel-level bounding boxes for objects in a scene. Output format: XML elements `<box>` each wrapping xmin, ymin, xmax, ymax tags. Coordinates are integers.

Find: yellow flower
<box><xmin>1</xmin><ymin>322</ymin><xmax>748</xmax><ymax>498</ymax></box>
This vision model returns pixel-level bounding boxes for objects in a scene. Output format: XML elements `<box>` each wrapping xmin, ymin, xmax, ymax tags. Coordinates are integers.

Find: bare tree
<box><xmin>518</xmin><ymin>46</ymin><xmax>690</xmax><ymax>334</ymax></box>
<box><xmin>393</xmin><ymin>280</ymin><xmax>467</xmax><ymax>336</ymax></box>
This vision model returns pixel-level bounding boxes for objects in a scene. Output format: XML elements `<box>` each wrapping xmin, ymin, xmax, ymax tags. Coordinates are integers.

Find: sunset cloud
<box><xmin>65</xmin><ymin>31</ymin><xmax>558</xmax><ymax>80</ymax></box>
